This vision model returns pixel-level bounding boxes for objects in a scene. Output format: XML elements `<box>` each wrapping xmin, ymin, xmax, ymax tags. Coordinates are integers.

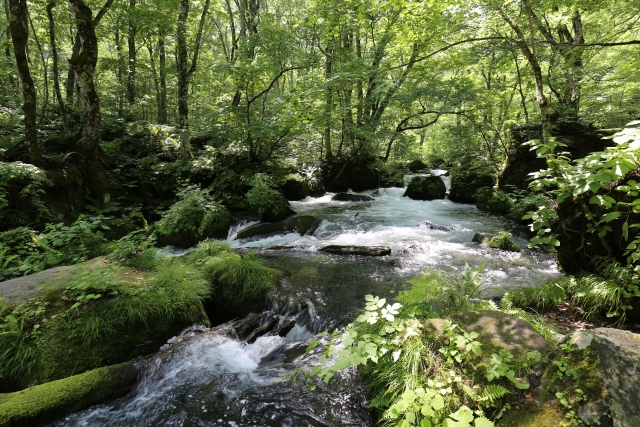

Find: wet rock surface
<box><xmin>236</xmin><ymin>215</ymin><xmax>321</xmax><ymax>240</ymax></box>
<box><xmin>403</xmin><ymin>175</ymin><xmax>446</xmax><ymax>200</ymax></box>
<box><xmin>594</xmin><ymin>328</ymin><xmax>640</xmax><ymax>427</ymax></box>
<box><xmin>319</xmin><ymin>245</ymin><xmax>392</xmax><ymax>256</ymax></box>
<box><xmin>331</xmin><ymin>193</ymin><xmax>375</xmax><ymax>202</ymax></box>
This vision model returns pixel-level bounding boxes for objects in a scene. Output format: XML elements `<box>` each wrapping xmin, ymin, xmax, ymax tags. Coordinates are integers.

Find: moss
<box><xmin>497</xmin><ymin>401</ymin><xmax>566</xmax><ymax>426</ymax></box>
<box><xmin>403</xmin><ymin>175</ymin><xmax>446</xmax><ymax>200</ymax></box>
<box><xmin>540</xmin><ymin>340</ymin><xmax>605</xmax><ymax>403</ymax></box>
<box><xmin>487</xmin><ymin>234</ymin><xmax>521</xmax><ymax>252</ymax></box>
<box><xmin>476</xmin><ymin>187</ymin><xmax>514</xmax><ymax>214</ymax></box>
<box><xmin>0</xmin><ymin>362</ymin><xmax>138</xmax><ymax>427</ymax></box>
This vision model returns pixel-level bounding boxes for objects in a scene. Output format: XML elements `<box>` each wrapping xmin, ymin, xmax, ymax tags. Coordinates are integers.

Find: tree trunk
<box><xmin>3</xmin><ymin>0</ymin><xmax>17</xmax><ymax>94</ymax></box>
<box><xmin>46</xmin><ymin>2</ymin><xmax>68</xmax><ymax>132</ymax></box>
<box><xmin>147</xmin><ymin>42</ymin><xmax>161</xmax><ymax>123</ymax></box>
<box><xmin>158</xmin><ymin>33</ymin><xmax>167</xmax><ymax>124</ymax></box>
<box><xmin>176</xmin><ymin>0</ymin><xmax>190</xmax><ymax>153</ymax></box>
<box><xmin>68</xmin><ymin>0</ymin><xmax>102</xmax><ymax>162</ymax></box>
<box><xmin>8</xmin><ymin>0</ymin><xmax>41</xmax><ymax>165</ymax></box>
<box><xmin>323</xmin><ymin>43</ymin><xmax>333</xmax><ymax>159</ymax></box>
<box><xmin>127</xmin><ymin>0</ymin><xmax>136</xmax><ymax>107</ymax></box>
<box><xmin>501</xmin><ymin>8</ymin><xmax>552</xmax><ymax>143</ymax></box>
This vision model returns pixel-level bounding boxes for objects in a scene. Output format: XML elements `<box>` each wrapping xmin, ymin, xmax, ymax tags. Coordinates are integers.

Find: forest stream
<box><xmin>47</xmin><ymin>184</ymin><xmax>561</xmax><ymax>427</ymax></box>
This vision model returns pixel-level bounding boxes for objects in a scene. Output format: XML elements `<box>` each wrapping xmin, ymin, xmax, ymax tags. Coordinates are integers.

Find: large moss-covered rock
<box><xmin>449</xmin><ymin>170</ymin><xmax>495</xmax><ymax>203</ymax></box>
<box><xmin>280</xmin><ymin>175</ymin><xmax>310</xmax><ymax>201</ymax></box>
<box><xmin>236</xmin><ymin>215</ymin><xmax>321</xmax><ymax>240</ymax></box>
<box><xmin>594</xmin><ymin>328</ymin><xmax>640</xmax><ymax>427</ymax></box>
<box><xmin>403</xmin><ymin>176</ymin><xmax>446</xmax><ymax>201</ymax></box>
<box><xmin>487</xmin><ymin>233</ymin><xmax>520</xmax><ymax>252</ymax></box>
<box><xmin>0</xmin><ymin>362</ymin><xmax>139</xmax><ymax>427</ymax></box>
<box><xmin>498</xmin><ymin>120</ymin><xmax>611</xmax><ymax>192</ymax></box>
<box><xmin>475</xmin><ymin>187</ymin><xmax>514</xmax><ymax>214</ymax></box>
<box><xmin>406</xmin><ymin>159</ymin><xmax>429</xmax><ymax>173</ymax></box>
<box><xmin>260</xmin><ymin>198</ymin><xmax>296</xmax><ymax>222</ymax></box>
<box><xmin>322</xmin><ymin>156</ymin><xmax>381</xmax><ymax>192</ymax></box>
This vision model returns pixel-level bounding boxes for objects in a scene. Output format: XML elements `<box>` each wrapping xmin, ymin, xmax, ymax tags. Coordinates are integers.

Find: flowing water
<box><xmin>49</xmin><ymin>185</ymin><xmax>561</xmax><ymax>427</ymax></box>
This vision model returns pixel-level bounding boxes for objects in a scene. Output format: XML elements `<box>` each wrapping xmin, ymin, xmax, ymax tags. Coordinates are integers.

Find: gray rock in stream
<box><xmin>236</xmin><ymin>215</ymin><xmax>321</xmax><ymax>240</ymax></box>
<box><xmin>419</xmin><ymin>220</ymin><xmax>459</xmax><ymax>231</ymax></box>
<box><xmin>331</xmin><ymin>193</ymin><xmax>375</xmax><ymax>202</ymax></box>
<box><xmin>320</xmin><ymin>245</ymin><xmax>391</xmax><ymax>256</ymax></box>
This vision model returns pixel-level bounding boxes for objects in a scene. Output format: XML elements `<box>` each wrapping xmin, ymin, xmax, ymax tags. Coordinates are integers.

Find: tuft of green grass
<box><xmin>502</xmin><ymin>283</ymin><xmax>566</xmax><ymax>312</ymax></box>
<box><xmin>195</xmin><ymin>240</ymin><xmax>232</xmax><ymax>258</ymax></box>
<box><xmin>200</xmin><ymin>252</ymin><xmax>279</xmax><ymax>301</ymax></box>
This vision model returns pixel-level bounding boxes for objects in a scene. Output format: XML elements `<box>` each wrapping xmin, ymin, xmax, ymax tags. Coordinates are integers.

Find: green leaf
<box><xmin>474</xmin><ymin>417</ymin><xmax>494</xmax><ymax>427</ymax></box>
<box><xmin>601</xmin><ymin>211</ymin><xmax>621</xmax><ymax>223</ymax></box>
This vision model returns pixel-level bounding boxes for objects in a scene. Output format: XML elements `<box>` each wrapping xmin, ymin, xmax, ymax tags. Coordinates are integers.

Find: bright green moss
<box><xmin>0</xmin><ymin>362</ymin><xmax>138</xmax><ymax>427</ymax></box>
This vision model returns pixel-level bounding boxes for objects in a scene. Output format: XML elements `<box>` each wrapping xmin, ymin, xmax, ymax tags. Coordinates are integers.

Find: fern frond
<box><xmin>370</xmin><ymin>391</ymin><xmax>392</xmax><ymax>409</ymax></box>
<box><xmin>479</xmin><ymin>385</ymin><xmax>510</xmax><ymax>403</ymax></box>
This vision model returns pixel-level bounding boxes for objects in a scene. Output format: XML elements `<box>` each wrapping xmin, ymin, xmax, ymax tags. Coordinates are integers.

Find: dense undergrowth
<box><xmin>0</xmin><ymin>238</ymin><xmax>279</xmax><ymax>391</ymax></box>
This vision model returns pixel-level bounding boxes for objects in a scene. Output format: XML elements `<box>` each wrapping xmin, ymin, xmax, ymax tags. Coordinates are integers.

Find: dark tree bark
<box><xmin>46</xmin><ymin>2</ymin><xmax>68</xmax><ymax>132</ymax></box>
<box><xmin>28</xmin><ymin>13</ymin><xmax>48</xmax><ymax>128</ymax></box>
<box><xmin>127</xmin><ymin>0</ymin><xmax>137</xmax><ymax>106</ymax></box>
<box><xmin>66</xmin><ymin>0</ymin><xmax>114</xmax><ymax>105</ymax></box>
<box><xmin>68</xmin><ymin>0</ymin><xmax>103</xmax><ymax>162</ymax></box>
<box><xmin>158</xmin><ymin>33</ymin><xmax>167</xmax><ymax>124</ymax></box>
<box><xmin>8</xmin><ymin>0</ymin><xmax>41</xmax><ymax>165</ymax></box>
<box><xmin>147</xmin><ymin>42</ymin><xmax>161</xmax><ymax>123</ymax></box>
<box><xmin>501</xmin><ymin>7</ymin><xmax>552</xmax><ymax>143</ymax></box>
<box><xmin>176</xmin><ymin>0</ymin><xmax>211</xmax><ymax>154</ymax></box>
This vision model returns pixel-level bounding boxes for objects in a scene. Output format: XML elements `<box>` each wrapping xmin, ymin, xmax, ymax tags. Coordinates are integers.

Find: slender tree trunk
<box><xmin>176</xmin><ymin>0</ymin><xmax>211</xmax><ymax>154</ymax></box>
<box><xmin>8</xmin><ymin>0</ymin><xmax>41</xmax><ymax>165</ymax></box>
<box><xmin>127</xmin><ymin>0</ymin><xmax>136</xmax><ymax>107</ymax></box>
<box><xmin>501</xmin><ymin>8</ymin><xmax>552</xmax><ymax>143</ymax></box>
<box><xmin>29</xmin><ymin>13</ymin><xmax>48</xmax><ymax>128</ymax></box>
<box><xmin>147</xmin><ymin>42</ymin><xmax>161</xmax><ymax>123</ymax></box>
<box><xmin>323</xmin><ymin>43</ymin><xmax>333</xmax><ymax>159</ymax></box>
<box><xmin>46</xmin><ymin>2</ymin><xmax>68</xmax><ymax>132</ymax></box>
<box><xmin>68</xmin><ymin>0</ymin><xmax>102</xmax><ymax>162</ymax></box>
<box><xmin>3</xmin><ymin>0</ymin><xmax>17</xmax><ymax>93</ymax></box>
<box><xmin>158</xmin><ymin>33</ymin><xmax>167</xmax><ymax>124</ymax></box>
<box><xmin>114</xmin><ymin>27</ymin><xmax>125</xmax><ymax>117</ymax></box>
<box><xmin>176</xmin><ymin>0</ymin><xmax>190</xmax><ymax>153</ymax></box>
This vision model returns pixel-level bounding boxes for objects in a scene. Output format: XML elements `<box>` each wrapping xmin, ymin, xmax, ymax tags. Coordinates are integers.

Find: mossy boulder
<box><xmin>379</xmin><ymin>162</ymin><xmax>410</xmax><ymax>187</ymax></box>
<box><xmin>449</xmin><ymin>170</ymin><xmax>495</xmax><ymax>203</ymax></box>
<box><xmin>403</xmin><ymin>176</ymin><xmax>446</xmax><ymax>201</ymax></box>
<box><xmin>406</xmin><ymin>159</ymin><xmax>429</xmax><ymax>173</ymax></box>
<box><xmin>487</xmin><ymin>234</ymin><xmax>520</xmax><ymax>252</ymax></box>
<box><xmin>451</xmin><ymin>310</ymin><xmax>550</xmax><ymax>355</ymax></box>
<box><xmin>0</xmin><ymin>362</ymin><xmax>139</xmax><ymax>427</ymax></box>
<box><xmin>260</xmin><ymin>198</ymin><xmax>296</xmax><ymax>222</ymax></box>
<box><xmin>475</xmin><ymin>187</ymin><xmax>514</xmax><ymax>214</ymax></box>
<box><xmin>322</xmin><ymin>156</ymin><xmax>381</xmax><ymax>192</ymax></box>
<box><xmin>280</xmin><ymin>175</ymin><xmax>310</xmax><ymax>201</ymax></box>
<box><xmin>155</xmin><ymin>188</ymin><xmax>233</xmax><ymax>248</ymax></box>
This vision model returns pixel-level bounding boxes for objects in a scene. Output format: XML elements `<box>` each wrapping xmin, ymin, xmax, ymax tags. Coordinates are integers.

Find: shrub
<box><xmin>0</xmin><ymin>216</ymin><xmax>110</xmax><ymax>280</ymax></box>
<box><xmin>0</xmin><ymin>162</ymin><xmax>52</xmax><ymax>228</ymax></box>
<box><xmin>108</xmin><ymin>229</ymin><xmax>158</xmax><ymax>271</ymax></box>
<box><xmin>155</xmin><ymin>185</ymin><xmax>232</xmax><ymax>245</ymax></box>
<box><xmin>246</xmin><ymin>174</ymin><xmax>293</xmax><ymax>221</ymax></box>
<box><xmin>475</xmin><ymin>187</ymin><xmax>514</xmax><ymax>214</ymax></box>
<box><xmin>200</xmin><ymin>252</ymin><xmax>279</xmax><ymax>301</ymax></box>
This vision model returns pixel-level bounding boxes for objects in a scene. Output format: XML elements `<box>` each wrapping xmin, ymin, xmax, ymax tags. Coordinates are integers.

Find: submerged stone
<box><xmin>331</xmin><ymin>193</ymin><xmax>375</xmax><ymax>202</ymax></box>
<box><xmin>236</xmin><ymin>215</ymin><xmax>321</xmax><ymax>240</ymax></box>
<box><xmin>319</xmin><ymin>245</ymin><xmax>391</xmax><ymax>256</ymax></box>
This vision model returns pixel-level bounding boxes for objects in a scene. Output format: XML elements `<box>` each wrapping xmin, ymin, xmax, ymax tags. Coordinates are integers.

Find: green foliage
<box><xmin>200</xmin><ymin>252</ymin><xmax>279</xmax><ymax>301</ymax></box>
<box><xmin>108</xmin><ymin>229</ymin><xmax>158</xmax><ymax>271</ymax></box>
<box><xmin>475</xmin><ymin>188</ymin><xmax>514</xmax><ymax>214</ymax></box>
<box><xmin>302</xmin><ymin>266</ymin><xmax>554</xmax><ymax>427</ymax></box>
<box><xmin>0</xmin><ymin>301</ymin><xmax>46</xmax><ymax>380</ymax></box>
<box><xmin>507</xmin><ymin>193</ymin><xmax>553</xmax><ymax>223</ymax></box>
<box><xmin>524</xmin><ymin>122</ymin><xmax>640</xmax><ymax>259</ymax></box>
<box><xmin>397</xmin><ymin>264</ymin><xmax>494</xmax><ymax>316</ymax></box>
<box><xmin>502</xmin><ymin>283</ymin><xmax>567</xmax><ymax>312</ymax></box>
<box><xmin>194</xmin><ymin>240</ymin><xmax>232</xmax><ymax>258</ymax></box>
<box><xmin>0</xmin><ymin>162</ymin><xmax>52</xmax><ymax>228</ymax></box>
<box><xmin>155</xmin><ymin>185</ymin><xmax>231</xmax><ymax>240</ymax></box>
<box><xmin>246</xmin><ymin>174</ymin><xmax>289</xmax><ymax>217</ymax></box>
<box><xmin>0</xmin><ymin>216</ymin><xmax>111</xmax><ymax>280</ymax></box>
